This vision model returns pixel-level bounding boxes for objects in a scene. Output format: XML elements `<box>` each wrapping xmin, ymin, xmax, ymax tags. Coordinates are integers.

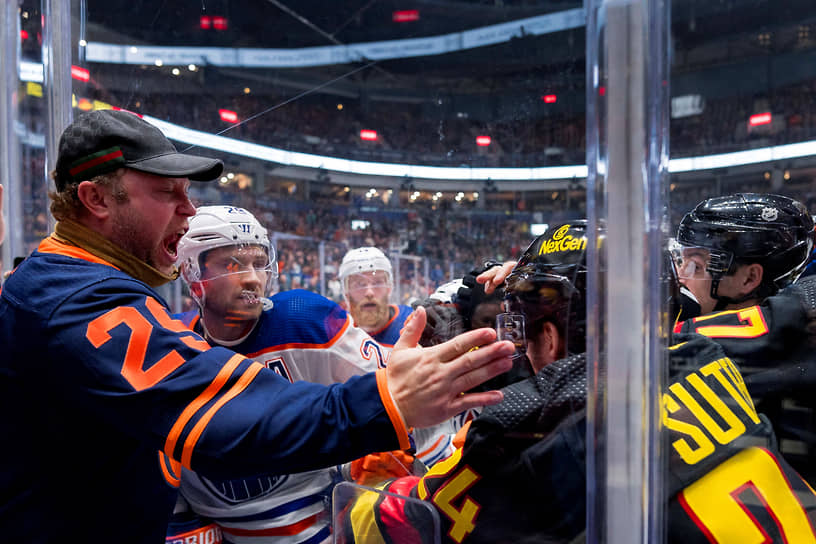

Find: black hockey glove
<box><xmin>411</xmin><ymin>298</ymin><xmax>465</xmax><ymax>347</ymax></box>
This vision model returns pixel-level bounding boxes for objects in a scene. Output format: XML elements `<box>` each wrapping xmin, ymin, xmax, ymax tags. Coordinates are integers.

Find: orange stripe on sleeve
<box><xmin>375</xmin><ymin>368</ymin><xmax>411</xmax><ymax>450</ymax></box>
<box><xmin>417</xmin><ymin>434</ymin><xmax>448</xmax><ymax>459</ymax></box>
<box><xmin>158</xmin><ymin>451</ymin><xmax>181</xmax><ymax>487</ymax></box>
<box><xmin>164</xmin><ymin>353</ymin><xmax>245</xmax><ymax>460</ymax></box>
<box><xmin>452</xmin><ymin>420</ymin><xmax>471</xmax><ymax>449</ymax></box>
<box><xmin>181</xmin><ymin>361</ymin><xmax>265</xmax><ymax>468</ymax></box>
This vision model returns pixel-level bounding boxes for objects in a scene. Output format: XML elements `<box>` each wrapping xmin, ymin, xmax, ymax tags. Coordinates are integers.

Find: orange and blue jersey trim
<box><xmin>376</xmin><ymin>368</ymin><xmax>411</xmax><ymax>450</ymax></box>
<box><xmin>38</xmin><ymin>236</ymin><xmax>120</xmax><ymax>268</ymax></box>
<box><xmin>246</xmin><ymin>314</ymin><xmax>353</xmax><ymax>355</ymax></box>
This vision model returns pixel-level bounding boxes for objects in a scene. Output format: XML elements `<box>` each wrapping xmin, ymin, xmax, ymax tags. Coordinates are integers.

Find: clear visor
<box><xmin>344</xmin><ymin>271</ymin><xmax>392</xmax><ymax>295</ymax></box>
<box><xmin>671</xmin><ymin>244</ymin><xmax>737</xmax><ymax>283</ymax></box>
<box><xmin>200</xmin><ymin>244</ymin><xmax>278</xmax><ymax>285</ymax></box>
<box><xmin>496</xmin><ymin>312</ymin><xmax>527</xmax><ymax>358</ymax></box>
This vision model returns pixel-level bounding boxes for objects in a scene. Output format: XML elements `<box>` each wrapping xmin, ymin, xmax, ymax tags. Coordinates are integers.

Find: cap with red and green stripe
<box><xmin>55</xmin><ymin>109</ymin><xmax>222</xmax><ymax>190</ymax></box>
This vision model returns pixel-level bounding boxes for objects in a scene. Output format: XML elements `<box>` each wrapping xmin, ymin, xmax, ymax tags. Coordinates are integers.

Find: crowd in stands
<box><xmin>114</xmin><ymin>77</ymin><xmax>816</xmax><ymax>169</ymax></box>
<box><xmin>9</xmin><ymin>74</ymin><xmax>816</xmax><ymax>301</ymax></box>
<box><xmin>130</xmin><ymin>90</ymin><xmax>586</xmax><ymax>168</ymax></box>
<box><xmin>10</xmin><ymin>128</ymin><xmax>816</xmax><ymax>306</ymax></box>
<box><xmin>671</xmin><ymin>79</ymin><xmax>816</xmax><ymax>157</ymax></box>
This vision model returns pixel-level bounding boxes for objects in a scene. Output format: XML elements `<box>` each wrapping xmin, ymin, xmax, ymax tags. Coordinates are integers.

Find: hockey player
<box><xmin>341</xmin><ymin>221</ymin><xmax>816</xmax><ymax>543</ymax></box>
<box><xmin>673</xmin><ymin>192</ymin><xmax>816</xmax><ymax>483</ymax></box>
<box><xmin>339</xmin><ymin>247</ymin><xmax>413</xmax><ymax>347</ymax></box>
<box><xmin>171</xmin><ymin>206</ymin><xmax>447</xmax><ymax>544</ymax></box>
<box><xmin>672</xmin><ymin>193</ymin><xmax>814</xmax><ymax>316</ymax></box>
<box><xmin>0</xmin><ymin>109</ymin><xmax>515</xmax><ymax>543</ymax></box>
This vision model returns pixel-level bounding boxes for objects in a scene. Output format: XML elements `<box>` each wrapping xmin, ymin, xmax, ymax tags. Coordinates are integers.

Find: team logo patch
<box><xmin>760</xmin><ymin>207</ymin><xmax>778</xmax><ymax>221</ymax></box>
<box><xmin>553</xmin><ymin>224</ymin><xmax>570</xmax><ymax>241</ymax></box>
<box><xmin>538</xmin><ymin>224</ymin><xmax>587</xmax><ymax>256</ymax></box>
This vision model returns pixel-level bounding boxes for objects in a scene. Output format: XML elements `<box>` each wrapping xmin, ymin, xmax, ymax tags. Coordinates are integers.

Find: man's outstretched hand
<box><xmin>386</xmin><ymin>306</ymin><xmax>514</xmax><ymax>430</ymax></box>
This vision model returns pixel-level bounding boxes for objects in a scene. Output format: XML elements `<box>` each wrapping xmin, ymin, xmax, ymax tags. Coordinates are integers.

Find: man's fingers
<box><xmin>428</xmin><ymin>326</ymin><xmax>499</xmax><ymax>362</ymax></box>
<box><xmin>448</xmin><ymin>390</ymin><xmax>505</xmax><ymax>414</ymax></box>
<box><xmin>394</xmin><ymin>305</ymin><xmax>426</xmax><ymax>350</ymax></box>
<box><xmin>477</xmin><ymin>260</ymin><xmax>517</xmax><ymax>294</ymax></box>
<box><xmin>448</xmin><ymin>343</ymin><xmax>514</xmax><ymax>391</ymax></box>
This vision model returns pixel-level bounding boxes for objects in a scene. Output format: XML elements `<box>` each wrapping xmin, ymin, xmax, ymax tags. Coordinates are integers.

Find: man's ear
<box><xmin>740</xmin><ymin>263</ymin><xmax>764</xmax><ymax>295</ymax></box>
<box><xmin>541</xmin><ymin>321</ymin><xmax>564</xmax><ymax>362</ymax></box>
<box><xmin>76</xmin><ymin>181</ymin><xmax>110</xmax><ymax>220</ymax></box>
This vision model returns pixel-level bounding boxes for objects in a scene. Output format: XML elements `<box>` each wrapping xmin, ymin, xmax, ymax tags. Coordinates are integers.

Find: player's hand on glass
<box><xmin>386</xmin><ymin>306</ymin><xmax>514</xmax><ymax>430</ymax></box>
<box><xmin>476</xmin><ymin>260</ymin><xmax>516</xmax><ymax>294</ymax></box>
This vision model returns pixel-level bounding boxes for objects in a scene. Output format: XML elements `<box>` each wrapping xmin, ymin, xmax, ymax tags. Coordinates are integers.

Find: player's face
<box><xmin>677</xmin><ymin>247</ymin><xmax>755</xmax><ymax>315</ymax></box>
<box><xmin>676</xmin><ymin>247</ymin><xmax>719</xmax><ymax>315</ymax></box>
<box><xmin>472</xmin><ymin>301</ymin><xmax>503</xmax><ymax>329</ymax></box>
<box><xmin>346</xmin><ymin>270</ymin><xmax>392</xmax><ymax>332</ymax></box>
<box><xmin>106</xmin><ymin>171</ymin><xmax>196</xmax><ymax>276</ymax></box>
<box><xmin>198</xmin><ymin>244</ymin><xmax>270</xmax><ymax>325</ymax></box>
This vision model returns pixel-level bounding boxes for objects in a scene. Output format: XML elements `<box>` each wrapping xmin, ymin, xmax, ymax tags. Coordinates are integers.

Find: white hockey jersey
<box><xmin>175</xmin><ymin>290</ymin><xmax>453</xmax><ymax>544</ymax></box>
<box><xmin>176</xmin><ymin>290</ymin><xmax>387</xmax><ymax>544</ymax></box>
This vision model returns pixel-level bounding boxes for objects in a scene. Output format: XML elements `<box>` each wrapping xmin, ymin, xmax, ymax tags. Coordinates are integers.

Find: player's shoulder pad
<box><xmin>269</xmin><ymin>289</ymin><xmax>343</xmax><ymax>313</ymax></box>
<box><xmin>668</xmin><ymin>331</ymin><xmax>731</xmax><ymax>381</ymax></box>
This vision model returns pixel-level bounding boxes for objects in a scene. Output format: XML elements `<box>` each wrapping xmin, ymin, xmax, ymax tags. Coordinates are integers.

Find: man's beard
<box><xmin>110</xmin><ymin>207</ymin><xmax>158</xmax><ymax>270</ymax></box>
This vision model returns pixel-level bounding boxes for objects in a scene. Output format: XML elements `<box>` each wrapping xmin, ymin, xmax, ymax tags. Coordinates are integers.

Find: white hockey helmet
<box><xmin>338</xmin><ymin>247</ymin><xmax>393</xmax><ymax>296</ymax></box>
<box><xmin>177</xmin><ymin>206</ymin><xmax>277</xmax><ymax>298</ymax></box>
<box><xmin>429</xmin><ymin>278</ymin><xmax>464</xmax><ymax>304</ymax></box>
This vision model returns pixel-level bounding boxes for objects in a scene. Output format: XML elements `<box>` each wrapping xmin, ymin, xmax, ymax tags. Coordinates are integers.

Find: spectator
<box><xmin>0</xmin><ymin>109</ymin><xmax>514</xmax><ymax>542</ymax></box>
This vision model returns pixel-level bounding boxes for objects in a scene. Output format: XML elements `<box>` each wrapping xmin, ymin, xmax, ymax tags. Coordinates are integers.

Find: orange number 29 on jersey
<box><xmin>86</xmin><ymin>297</ymin><xmax>210</xmax><ymax>391</ymax></box>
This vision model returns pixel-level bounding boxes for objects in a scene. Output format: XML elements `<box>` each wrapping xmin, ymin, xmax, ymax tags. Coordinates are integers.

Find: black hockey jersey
<box><xmin>676</xmin><ymin>275</ymin><xmax>816</xmax><ymax>483</ymax></box>
<box><xmin>342</xmin><ymin>334</ymin><xmax>816</xmax><ymax>543</ymax></box>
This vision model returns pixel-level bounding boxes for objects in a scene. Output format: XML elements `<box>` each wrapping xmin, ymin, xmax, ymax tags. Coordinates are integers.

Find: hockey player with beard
<box><xmin>338</xmin><ymin>247</ymin><xmax>414</xmax><ymax>348</ymax></box>
<box><xmin>341</xmin><ymin>221</ymin><xmax>816</xmax><ymax>544</ymax></box>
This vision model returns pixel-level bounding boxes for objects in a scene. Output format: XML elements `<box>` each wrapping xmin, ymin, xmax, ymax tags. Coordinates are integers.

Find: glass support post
<box><xmin>585</xmin><ymin>0</ymin><xmax>670</xmax><ymax>541</ymax></box>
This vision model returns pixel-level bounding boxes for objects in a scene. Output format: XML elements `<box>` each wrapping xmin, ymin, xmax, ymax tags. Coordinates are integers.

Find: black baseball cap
<box><xmin>54</xmin><ymin>109</ymin><xmax>223</xmax><ymax>191</ymax></box>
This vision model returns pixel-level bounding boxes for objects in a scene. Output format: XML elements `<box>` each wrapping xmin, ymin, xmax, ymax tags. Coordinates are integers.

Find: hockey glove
<box><xmin>342</xmin><ymin>450</ymin><xmax>420</xmax><ymax>487</ymax></box>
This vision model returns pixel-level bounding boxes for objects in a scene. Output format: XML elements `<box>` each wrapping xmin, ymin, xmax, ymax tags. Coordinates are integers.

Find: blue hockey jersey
<box><xmin>0</xmin><ymin>237</ymin><xmax>409</xmax><ymax>543</ymax></box>
<box><xmin>367</xmin><ymin>304</ymin><xmax>413</xmax><ymax>347</ymax></box>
